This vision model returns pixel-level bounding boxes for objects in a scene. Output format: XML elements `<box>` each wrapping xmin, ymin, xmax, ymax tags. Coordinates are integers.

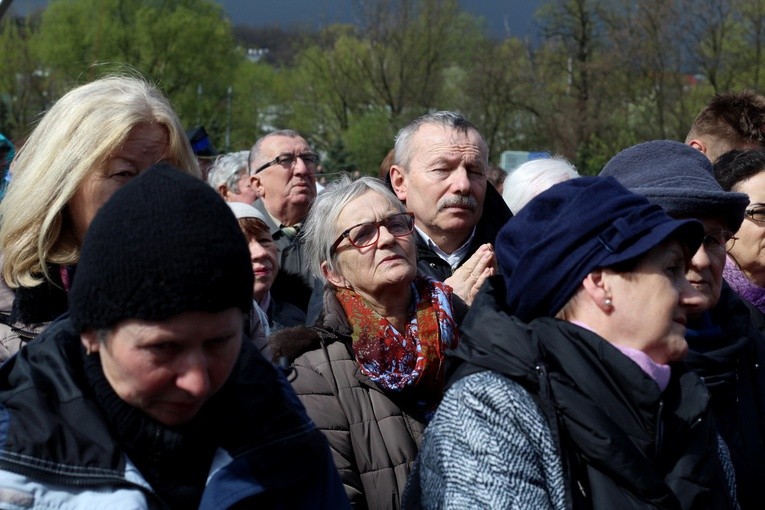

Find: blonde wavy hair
<box><xmin>0</xmin><ymin>75</ymin><xmax>200</xmax><ymax>288</ymax></box>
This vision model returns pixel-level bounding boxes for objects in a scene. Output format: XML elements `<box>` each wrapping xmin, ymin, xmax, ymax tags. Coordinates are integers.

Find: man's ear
<box><xmin>321</xmin><ymin>261</ymin><xmax>349</xmax><ymax>289</ymax></box>
<box><xmin>80</xmin><ymin>330</ymin><xmax>101</xmax><ymax>355</ymax></box>
<box><xmin>218</xmin><ymin>185</ymin><xmax>229</xmax><ymax>199</ymax></box>
<box><xmin>250</xmin><ymin>174</ymin><xmax>265</xmax><ymax>197</ymax></box>
<box><xmin>687</xmin><ymin>139</ymin><xmax>708</xmax><ymax>156</ymax></box>
<box><xmin>581</xmin><ymin>269</ymin><xmax>613</xmax><ymax>312</ymax></box>
<box><xmin>389</xmin><ymin>165</ymin><xmax>407</xmax><ymax>202</ymax></box>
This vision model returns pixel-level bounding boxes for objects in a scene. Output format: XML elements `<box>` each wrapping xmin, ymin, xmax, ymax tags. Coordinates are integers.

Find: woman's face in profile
<box><xmin>68</xmin><ymin>122</ymin><xmax>169</xmax><ymax>243</ymax></box>
<box><xmin>682</xmin><ymin>217</ymin><xmax>727</xmax><ymax>316</ymax></box>
<box><xmin>247</xmin><ymin>229</ymin><xmax>278</xmax><ymax>302</ymax></box>
<box><xmin>606</xmin><ymin>240</ymin><xmax>700</xmax><ymax>364</ymax></box>
<box><xmin>730</xmin><ymin>170</ymin><xmax>765</xmax><ymax>287</ymax></box>
<box><xmin>81</xmin><ymin>308</ymin><xmax>243</xmax><ymax>426</ymax></box>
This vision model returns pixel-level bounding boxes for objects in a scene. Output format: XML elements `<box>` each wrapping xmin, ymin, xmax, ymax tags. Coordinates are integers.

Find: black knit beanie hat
<box><xmin>599</xmin><ymin>140</ymin><xmax>749</xmax><ymax>232</ymax></box>
<box><xmin>69</xmin><ymin>163</ymin><xmax>253</xmax><ymax>332</ymax></box>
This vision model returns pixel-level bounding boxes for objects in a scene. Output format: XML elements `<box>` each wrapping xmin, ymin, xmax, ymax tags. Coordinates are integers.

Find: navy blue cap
<box><xmin>496</xmin><ymin>176</ymin><xmax>704</xmax><ymax>322</ymax></box>
<box><xmin>186</xmin><ymin>125</ymin><xmax>219</xmax><ymax>158</ymax></box>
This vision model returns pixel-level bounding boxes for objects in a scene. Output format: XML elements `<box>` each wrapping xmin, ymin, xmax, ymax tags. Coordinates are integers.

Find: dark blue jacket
<box><xmin>0</xmin><ymin>315</ymin><xmax>349</xmax><ymax>509</ymax></box>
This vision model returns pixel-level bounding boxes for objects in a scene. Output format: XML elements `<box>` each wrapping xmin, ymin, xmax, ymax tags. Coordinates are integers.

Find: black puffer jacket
<box><xmin>684</xmin><ymin>282</ymin><xmax>765</xmax><ymax>509</ymax></box>
<box><xmin>415</xmin><ymin>184</ymin><xmax>512</xmax><ymax>281</ymax></box>
<box><xmin>411</xmin><ymin>276</ymin><xmax>736</xmax><ymax>510</ymax></box>
<box><xmin>0</xmin><ymin>315</ymin><xmax>349</xmax><ymax>509</ymax></box>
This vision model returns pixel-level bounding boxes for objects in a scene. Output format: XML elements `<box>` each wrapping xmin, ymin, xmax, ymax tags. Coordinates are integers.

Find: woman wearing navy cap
<box><xmin>409</xmin><ymin>177</ymin><xmax>736</xmax><ymax>509</ymax></box>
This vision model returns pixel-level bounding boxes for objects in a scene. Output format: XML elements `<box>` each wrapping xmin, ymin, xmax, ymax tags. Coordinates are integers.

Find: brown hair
<box><xmin>238</xmin><ymin>217</ymin><xmax>270</xmax><ymax>241</ymax></box>
<box><xmin>686</xmin><ymin>90</ymin><xmax>765</xmax><ymax>156</ymax></box>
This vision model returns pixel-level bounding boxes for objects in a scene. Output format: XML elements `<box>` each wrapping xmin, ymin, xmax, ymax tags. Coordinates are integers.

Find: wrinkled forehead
<box><xmin>260</xmin><ymin>135</ymin><xmax>311</xmax><ymax>159</ymax></box>
<box><xmin>417</xmin><ymin>124</ymin><xmax>485</xmax><ymax>150</ymax></box>
<box><xmin>412</xmin><ymin>124</ymin><xmax>487</xmax><ymax>163</ymax></box>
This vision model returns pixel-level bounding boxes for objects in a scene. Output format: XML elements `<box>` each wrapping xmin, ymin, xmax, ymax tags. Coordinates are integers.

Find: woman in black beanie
<box><xmin>0</xmin><ymin>164</ymin><xmax>349</xmax><ymax>509</ymax></box>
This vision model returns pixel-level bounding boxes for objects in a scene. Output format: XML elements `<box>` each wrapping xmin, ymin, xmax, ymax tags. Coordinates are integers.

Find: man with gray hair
<box><xmin>248</xmin><ymin>129</ymin><xmax>320</xmax><ymax>311</ymax></box>
<box><xmin>207</xmin><ymin>151</ymin><xmax>259</xmax><ymax>204</ymax></box>
<box><xmin>389</xmin><ymin>111</ymin><xmax>512</xmax><ymax>304</ymax></box>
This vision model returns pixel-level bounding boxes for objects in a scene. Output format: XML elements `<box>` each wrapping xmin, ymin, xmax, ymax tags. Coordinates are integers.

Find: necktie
<box><xmin>280</xmin><ymin>224</ymin><xmax>300</xmax><ymax>240</ymax></box>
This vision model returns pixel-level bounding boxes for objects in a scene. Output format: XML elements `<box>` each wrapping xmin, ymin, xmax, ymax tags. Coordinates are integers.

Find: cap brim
<box><xmin>601</xmin><ymin>217</ymin><xmax>704</xmax><ymax>268</ymax></box>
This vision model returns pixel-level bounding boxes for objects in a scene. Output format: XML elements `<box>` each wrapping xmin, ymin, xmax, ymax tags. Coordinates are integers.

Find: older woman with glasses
<box><xmin>270</xmin><ymin>175</ymin><xmax>465</xmax><ymax>510</ymax></box>
<box><xmin>602</xmin><ymin>140</ymin><xmax>765</xmax><ymax>510</ymax></box>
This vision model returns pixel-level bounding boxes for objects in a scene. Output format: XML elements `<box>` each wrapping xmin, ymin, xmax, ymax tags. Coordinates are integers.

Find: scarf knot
<box><xmin>335</xmin><ymin>277</ymin><xmax>458</xmax><ymax>396</ymax></box>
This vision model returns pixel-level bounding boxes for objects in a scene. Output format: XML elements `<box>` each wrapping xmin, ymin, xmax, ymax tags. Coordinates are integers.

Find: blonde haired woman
<box><xmin>0</xmin><ymin>75</ymin><xmax>198</xmax><ymax>359</ymax></box>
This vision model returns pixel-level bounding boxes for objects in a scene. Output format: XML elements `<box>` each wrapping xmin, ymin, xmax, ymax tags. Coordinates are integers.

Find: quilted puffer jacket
<box><xmin>271</xmin><ymin>289</ymin><xmax>465</xmax><ymax>510</ymax></box>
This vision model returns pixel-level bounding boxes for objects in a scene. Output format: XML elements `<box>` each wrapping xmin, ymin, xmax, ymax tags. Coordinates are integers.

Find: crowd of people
<box><xmin>0</xmin><ymin>74</ymin><xmax>762</xmax><ymax>509</ymax></box>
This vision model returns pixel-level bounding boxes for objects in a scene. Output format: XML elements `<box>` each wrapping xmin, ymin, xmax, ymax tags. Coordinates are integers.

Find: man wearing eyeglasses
<box><xmin>248</xmin><ymin>130</ymin><xmax>320</xmax><ymax>312</ymax></box>
<box><xmin>389</xmin><ymin>111</ymin><xmax>512</xmax><ymax>305</ymax></box>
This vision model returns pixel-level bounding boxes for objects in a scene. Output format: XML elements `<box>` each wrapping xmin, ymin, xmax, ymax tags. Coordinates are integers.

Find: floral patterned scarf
<box><xmin>335</xmin><ymin>276</ymin><xmax>458</xmax><ymax>395</ymax></box>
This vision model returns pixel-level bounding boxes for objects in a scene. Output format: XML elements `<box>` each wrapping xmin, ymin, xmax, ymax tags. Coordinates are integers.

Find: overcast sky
<box><xmin>219</xmin><ymin>0</ymin><xmax>542</xmax><ymax>39</ymax></box>
<box><xmin>9</xmin><ymin>0</ymin><xmax>542</xmax><ymax>39</ymax></box>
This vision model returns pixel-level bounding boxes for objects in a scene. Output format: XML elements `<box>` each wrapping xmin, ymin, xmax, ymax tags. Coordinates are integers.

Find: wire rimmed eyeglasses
<box><xmin>252</xmin><ymin>153</ymin><xmax>320</xmax><ymax>174</ymax></box>
<box><xmin>330</xmin><ymin>212</ymin><xmax>415</xmax><ymax>254</ymax></box>
<box><xmin>702</xmin><ymin>229</ymin><xmax>737</xmax><ymax>254</ymax></box>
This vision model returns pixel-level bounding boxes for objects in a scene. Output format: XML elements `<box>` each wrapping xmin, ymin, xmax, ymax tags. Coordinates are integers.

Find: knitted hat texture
<box><xmin>69</xmin><ymin>163</ymin><xmax>253</xmax><ymax>331</ymax></box>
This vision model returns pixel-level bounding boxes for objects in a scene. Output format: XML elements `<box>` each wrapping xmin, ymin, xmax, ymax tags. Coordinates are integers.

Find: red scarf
<box><xmin>335</xmin><ymin>277</ymin><xmax>458</xmax><ymax>395</ymax></box>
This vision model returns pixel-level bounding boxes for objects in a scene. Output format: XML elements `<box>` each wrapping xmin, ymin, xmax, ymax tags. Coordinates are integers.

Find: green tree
<box><xmin>343</xmin><ymin>109</ymin><xmax>396</xmax><ymax>175</ymax></box>
<box><xmin>287</xmin><ymin>0</ymin><xmax>485</xmax><ymax>172</ymax></box>
<box><xmin>740</xmin><ymin>0</ymin><xmax>765</xmax><ymax>89</ymax></box>
<box><xmin>0</xmin><ymin>14</ymin><xmax>51</xmax><ymax>140</ymax></box>
<box><xmin>33</xmin><ymin>0</ymin><xmax>241</xmax><ymax>133</ymax></box>
<box><xmin>535</xmin><ymin>0</ymin><xmax>614</xmax><ymax>170</ymax></box>
<box><xmin>451</xmin><ymin>37</ymin><xmax>543</xmax><ymax>162</ymax></box>
<box><xmin>227</xmin><ymin>58</ymin><xmax>292</xmax><ymax>151</ymax></box>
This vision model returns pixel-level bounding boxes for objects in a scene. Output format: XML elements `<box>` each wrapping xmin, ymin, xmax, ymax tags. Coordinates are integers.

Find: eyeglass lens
<box><xmin>704</xmin><ymin>230</ymin><xmax>735</xmax><ymax>253</ymax></box>
<box><xmin>349</xmin><ymin>214</ymin><xmax>413</xmax><ymax>247</ymax></box>
<box><xmin>747</xmin><ymin>208</ymin><xmax>765</xmax><ymax>222</ymax></box>
<box><xmin>279</xmin><ymin>153</ymin><xmax>318</xmax><ymax>167</ymax></box>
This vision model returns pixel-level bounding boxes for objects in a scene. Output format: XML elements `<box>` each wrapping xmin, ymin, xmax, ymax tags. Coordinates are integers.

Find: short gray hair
<box><xmin>302</xmin><ymin>175</ymin><xmax>406</xmax><ymax>282</ymax></box>
<box><xmin>393</xmin><ymin>111</ymin><xmax>486</xmax><ymax>170</ymax></box>
<box><xmin>207</xmin><ymin>151</ymin><xmax>249</xmax><ymax>193</ymax></box>
<box><xmin>502</xmin><ymin>157</ymin><xmax>580</xmax><ymax>214</ymax></box>
<box><xmin>247</xmin><ymin>129</ymin><xmax>305</xmax><ymax>172</ymax></box>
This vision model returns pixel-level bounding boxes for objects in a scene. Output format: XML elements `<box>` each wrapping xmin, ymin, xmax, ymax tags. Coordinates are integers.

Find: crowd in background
<box><xmin>0</xmin><ymin>75</ymin><xmax>762</xmax><ymax>509</ymax></box>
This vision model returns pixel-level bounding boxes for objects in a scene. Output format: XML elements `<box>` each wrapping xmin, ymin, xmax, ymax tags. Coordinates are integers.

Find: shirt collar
<box><xmin>415</xmin><ymin>225</ymin><xmax>476</xmax><ymax>269</ymax></box>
